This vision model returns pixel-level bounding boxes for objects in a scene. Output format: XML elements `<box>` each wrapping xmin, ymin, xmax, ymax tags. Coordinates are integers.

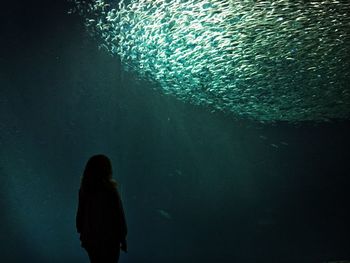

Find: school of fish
<box><xmin>69</xmin><ymin>0</ymin><xmax>350</xmax><ymax>122</ymax></box>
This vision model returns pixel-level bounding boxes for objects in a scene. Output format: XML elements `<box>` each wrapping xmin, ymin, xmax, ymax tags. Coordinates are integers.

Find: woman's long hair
<box><xmin>81</xmin><ymin>154</ymin><xmax>117</xmax><ymax>192</ymax></box>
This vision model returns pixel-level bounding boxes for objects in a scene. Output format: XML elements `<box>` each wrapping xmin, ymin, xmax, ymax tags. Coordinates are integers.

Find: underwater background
<box><xmin>1</xmin><ymin>0</ymin><xmax>350</xmax><ymax>262</ymax></box>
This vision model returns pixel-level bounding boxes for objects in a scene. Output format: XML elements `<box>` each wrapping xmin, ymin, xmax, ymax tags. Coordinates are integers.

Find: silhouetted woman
<box><xmin>76</xmin><ymin>154</ymin><xmax>127</xmax><ymax>263</ymax></box>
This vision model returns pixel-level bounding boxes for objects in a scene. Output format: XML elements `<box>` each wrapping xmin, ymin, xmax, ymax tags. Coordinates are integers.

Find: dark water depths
<box><xmin>1</xmin><ymin>1</ymin><xmax>349</xmax><ymax>262</ymax></box>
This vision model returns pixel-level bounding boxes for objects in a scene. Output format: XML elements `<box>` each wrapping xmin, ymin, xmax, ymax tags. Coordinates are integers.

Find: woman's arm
<box><xmin>116</xmin><ymin>189</ymin><xmax>128</xmax><ymax>252</ymax></box>
<box><xmin>116</xmin><ymin>189</ymin><xmax>127</xmax><ymax>238</ymax></box>
<box><xmin>76</xmin><ymin>188</ymin><xmax>84</xmax><ymax>234</ymax></box>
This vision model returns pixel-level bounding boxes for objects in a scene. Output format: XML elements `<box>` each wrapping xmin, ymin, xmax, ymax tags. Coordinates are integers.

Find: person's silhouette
<box><xmin>76</xmin><ymin>154</ymin><xmax>127</xmax><ymax>263</ymax></box>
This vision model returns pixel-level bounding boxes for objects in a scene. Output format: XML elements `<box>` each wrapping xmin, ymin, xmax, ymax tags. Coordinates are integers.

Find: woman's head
<box><xmin>81</xmin><ymin>154</ymin><xmax>117</xmax><ymax>191</ymax></box>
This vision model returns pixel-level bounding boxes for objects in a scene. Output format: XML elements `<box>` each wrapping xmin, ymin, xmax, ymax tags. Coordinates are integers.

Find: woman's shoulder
<box><xmin>105</xmin><ymin>185</ymin><xmax>120</xmax><ymax>197</ymax></box>
<box><xmin>79</xmin><ymin>184</ymin><xmax>119</xmax><ymax>199</ymax></box>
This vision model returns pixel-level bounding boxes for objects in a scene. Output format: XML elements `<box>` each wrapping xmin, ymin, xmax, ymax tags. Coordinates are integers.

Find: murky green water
<box><xmin>0</xmin><ymin>1</ymin><xmax>349</xmax><ymax>262</ymax></box>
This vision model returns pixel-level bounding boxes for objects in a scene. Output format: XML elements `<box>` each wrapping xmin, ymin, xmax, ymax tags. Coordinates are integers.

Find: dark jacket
<box><xmin>76</xmin><ymin>186</ymin><xmax>127</xmax><ymax>248</ymax></box>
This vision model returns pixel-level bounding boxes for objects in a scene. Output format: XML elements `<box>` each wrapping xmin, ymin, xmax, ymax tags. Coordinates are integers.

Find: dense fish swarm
<box><xmin>69</xmin><ymin>0</ymin><xmax>350</xmax><ymax>122</ymax></box>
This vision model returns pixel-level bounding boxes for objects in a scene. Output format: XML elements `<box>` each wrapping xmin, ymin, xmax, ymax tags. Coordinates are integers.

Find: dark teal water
<box><xmin>0</xmin><ymin>1</ymin><xmax>349</xmax><ymax>262</ymax></box>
